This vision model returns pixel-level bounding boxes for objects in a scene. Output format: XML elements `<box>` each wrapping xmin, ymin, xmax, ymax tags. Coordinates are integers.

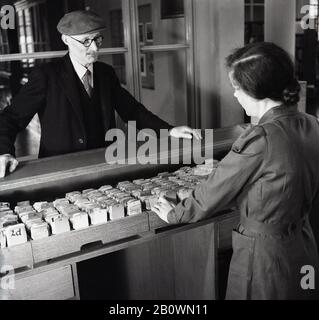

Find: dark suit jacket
<box><xmin>0</xmin><ymin>55</ymin><xmax>172</xmax><ymax>158</ymax></box>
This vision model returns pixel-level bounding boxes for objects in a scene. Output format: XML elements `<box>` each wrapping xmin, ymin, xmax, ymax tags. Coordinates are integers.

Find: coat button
<box><xmin>78</xmin><ymin>138</ymin><xmax>84</xmax><ymax>144</ymax></box>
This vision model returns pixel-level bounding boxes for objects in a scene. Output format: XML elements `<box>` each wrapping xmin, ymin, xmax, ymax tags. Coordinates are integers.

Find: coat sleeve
<box><xmin>167</xmin><ymin>126</ymin><xmax>267</xmax><ymax>224</ymax></box>
<box><xmin>0</xmin><ymin>67</ymin><xmax>47</xmax><ymax>156</ymax></box>
<box><xmin>109</xmin><ymin>67</ymin><xmax>173</xmax><ymax>134</ymax></box>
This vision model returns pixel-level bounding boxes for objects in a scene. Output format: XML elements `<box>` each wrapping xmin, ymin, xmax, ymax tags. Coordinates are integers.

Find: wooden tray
<box><xmin>31</xmin><ymin>213</ymin><xmax>149</xmax><ymax>263</ymax></box>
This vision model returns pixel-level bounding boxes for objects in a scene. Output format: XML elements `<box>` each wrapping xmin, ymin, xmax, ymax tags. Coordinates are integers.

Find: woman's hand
<box><xmin>152</xmin><ymin>196</ymin><xmax>176</xmax><ymax>223</ymax></box>
<box><xmin>169</xmin><ymin>126</ymin><xmax>202</xmax><ymax>140</ymax></box>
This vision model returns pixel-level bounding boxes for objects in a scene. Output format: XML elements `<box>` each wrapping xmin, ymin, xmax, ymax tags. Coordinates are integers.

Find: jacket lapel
<box><xmin>93</xmin><ymin>62</ymin><xmax>112</xmax><ymax>132</ymax></box>
<box><xmin>58</xmin><ymin>54</ymin><xmax>86</xmax><ymax>134</ymax></box>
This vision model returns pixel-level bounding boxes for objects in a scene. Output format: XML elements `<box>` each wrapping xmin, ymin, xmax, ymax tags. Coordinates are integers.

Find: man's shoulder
<box><xmin>94</xmin><ymin>61</ymin><xmax>115</xmax><ymax>74</ymax></box>
<box><xmin>93</xmin><ymin>61</ymin><xmax>119</xmax><ymax>84</ymax></box>
<box><xmin>30</xmin><ymin>57</ymin><xmax>65</xmax><ymax>76</ymax></box>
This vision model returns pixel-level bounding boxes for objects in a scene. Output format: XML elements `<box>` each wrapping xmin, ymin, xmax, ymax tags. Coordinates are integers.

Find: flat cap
<box><xmin>57</xmin><ymin>10</ymin><xmax>106</xmax><ymax>35</ymax></box>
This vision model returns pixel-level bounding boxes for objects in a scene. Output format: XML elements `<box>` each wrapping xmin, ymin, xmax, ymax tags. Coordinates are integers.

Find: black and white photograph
<box><xmin>1</xmin><ymin>0</ymin><xmax>319</xmax><ymax>311</ymax></box>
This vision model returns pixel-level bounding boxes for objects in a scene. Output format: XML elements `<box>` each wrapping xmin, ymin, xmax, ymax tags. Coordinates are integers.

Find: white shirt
<box><xmin>69</xmin><ymin>55</ymin><xmax>94</xmax><ymax>88</ymax></box>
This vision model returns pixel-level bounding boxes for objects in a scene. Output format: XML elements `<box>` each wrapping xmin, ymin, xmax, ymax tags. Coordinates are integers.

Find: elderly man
<box><xmin>0</xmin><ymin>10</ymin><xmax>200</xmax><ymax>178</ymax></box>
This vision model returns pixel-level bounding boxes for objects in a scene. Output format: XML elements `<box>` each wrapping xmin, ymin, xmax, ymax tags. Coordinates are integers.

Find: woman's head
<box><xmin>226</xmin><ymin>42</ymin><xmax>300</xmax><ymax>115</ymax></box>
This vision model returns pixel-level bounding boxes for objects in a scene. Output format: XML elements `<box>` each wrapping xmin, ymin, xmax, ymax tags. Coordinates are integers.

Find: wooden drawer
<box><xmin>31</xmin><ymin>213</ymin><xmax>149</xmax><ymax>263</ymax></box>
<box><xmin>9</xmin><ymin>266</ymin><xmax>74</xmax><ymax>300</ymax></box>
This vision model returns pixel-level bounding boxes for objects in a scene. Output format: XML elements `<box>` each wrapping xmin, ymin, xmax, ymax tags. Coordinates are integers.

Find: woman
<box><xmin>153</xmin><ymin>42</ymin><xmax>319</xmax><ymax>300</ymax></box>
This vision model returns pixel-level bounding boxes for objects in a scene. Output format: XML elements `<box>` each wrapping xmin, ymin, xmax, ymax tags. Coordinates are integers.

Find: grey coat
<box><xmin>168</xmin><ymin>104</ymin><xmax>319</xmax><ymax>299</ymax></box>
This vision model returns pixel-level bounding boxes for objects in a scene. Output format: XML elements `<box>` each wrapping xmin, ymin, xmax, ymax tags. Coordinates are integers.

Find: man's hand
<box><xmin>152</xmin><ymin>196</ymin><xmax>176</xmax><ymax>223</ymax></box>
<box><xmin>0</xmin><ymin>154</ymin><xmax>19</xmax><ymax>178</ymax></box>
<box><xmin>169</xmin><ymin>126</ymin><xmax>202</xmax><ymax>140</ymax></box>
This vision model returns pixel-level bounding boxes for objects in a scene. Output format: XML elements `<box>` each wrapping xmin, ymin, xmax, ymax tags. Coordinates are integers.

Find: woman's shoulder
<box><xmin>232</xmin><ymin>125</ymin><xmax>266</xmax><ymax>154</ymax></box>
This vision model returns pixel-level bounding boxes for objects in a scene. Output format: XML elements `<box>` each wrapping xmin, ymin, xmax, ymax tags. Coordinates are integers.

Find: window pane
<box><xmin>98</xmin><ymin>54</ymin><xmax>127</xmax><ymax>86</ymax></box>
<box><xmin>140</xmin><ymin>50</ymin><xmax>187</xmax><ymax>126</ymax></box>
<box><xmin>245</xmin><ymin>6</ymin><xmax>251</xmax><ymax>22</ymax></box>
<box><xmin>3</xmin><ymin>0</ymin><xmax>125</xmax><ymax>54</ymax></box>
<box><xmin>137</xmin><ymin>0</ymin><xmax>186</xmax><ymax>46</ymax></box>
<box><xmin>85</xmin><ymin>0</ymin><xmax>124</xmax><ymax>48</ymax></box>
<box><xmin>253</xmin><ymin>6</ymin><xmax>264</xmax><ymax>22</ymax></box>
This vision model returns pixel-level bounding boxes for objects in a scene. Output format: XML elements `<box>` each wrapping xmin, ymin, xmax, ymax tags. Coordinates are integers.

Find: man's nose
<box><xmin>89</xmin><ymin>40</ymin><xmax>98</xmax><ymax>51</ymax></box>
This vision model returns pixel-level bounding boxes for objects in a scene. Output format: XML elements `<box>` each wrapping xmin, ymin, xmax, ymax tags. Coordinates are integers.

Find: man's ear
<box><xmin>61</xmin><ymin>35</ymin><xmax>68</xmax><ymax>46</ymax></box>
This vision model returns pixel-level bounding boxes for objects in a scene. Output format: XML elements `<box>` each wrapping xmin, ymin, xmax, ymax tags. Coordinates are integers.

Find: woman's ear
<box><xmin>61</xmin><ymin>35</ymin><xmax>68</xmax><ymax>46</ymax></box>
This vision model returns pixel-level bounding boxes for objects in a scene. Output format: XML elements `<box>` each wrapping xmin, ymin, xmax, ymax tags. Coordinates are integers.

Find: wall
<box><xmin>194</xmin><ymin>0</ymin><xmax>245</xmax><ymax>128</ymax></box>
<box><xmin>265</xmin><ymin>0</ymin><xmax>296</xmax><ymax>58</ymax></box>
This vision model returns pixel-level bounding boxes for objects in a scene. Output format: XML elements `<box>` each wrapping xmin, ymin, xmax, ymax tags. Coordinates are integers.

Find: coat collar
<box><xmin>258</xmin><ymin>104</ymin><xmax>298</xmax><ymax>125</ymax></box>
<box><xmin>57</xmin><ymin>54</ymin><xmax>111</xmax><ymax>133</ymax></box>
<box><xmin>58</xmin><ymin>54</ymin><xmax>86</xmax><ymax>134</ymax></box>
<box><xmin>92</xmin><ymin>61</ymin><xmax>112</xmax><ymax>131</ymax></box>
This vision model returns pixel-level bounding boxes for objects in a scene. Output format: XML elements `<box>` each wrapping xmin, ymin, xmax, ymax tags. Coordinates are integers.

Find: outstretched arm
<box><xmin>109</xmin><ymin>67</ymin><xmax>201</xmax><ymax>139</ymax></box>
<box><xmin>0</xmin><ymin>67</ymin><xmax>46</xmax><ymax>176</ymax></box>
<box><xmin>154</xmin><ymin>127</ymin><xmax>267</xmax><ymax>223</ymax></box>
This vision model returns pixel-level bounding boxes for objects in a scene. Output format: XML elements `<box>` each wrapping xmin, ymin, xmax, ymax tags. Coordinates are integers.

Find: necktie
<box><xmin>82</xmin><ymin>69</ymin><xmax>93</xmax><ymax>97</ymax></box>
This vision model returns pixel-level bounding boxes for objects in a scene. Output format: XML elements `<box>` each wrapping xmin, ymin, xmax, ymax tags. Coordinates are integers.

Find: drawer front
<box><xmin>31</xmin><ymin>213</ymin><xmax>149</xmax><ymax>264</ymax></box>
<box><xmin>10</xmin><ymin>265</ymin><xmax>74</xmax><ymax>300</ymax></box>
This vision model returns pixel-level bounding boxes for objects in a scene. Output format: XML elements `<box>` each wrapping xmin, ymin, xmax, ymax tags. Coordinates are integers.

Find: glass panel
<box><xmin>253</xmin><ymin>6</ymin><xmax>264</xmax><ymax>22</ymax></box>
<box><xmin>139</xmin><ymin>50</ymin><xmax>187</xmax><ymax>126</ymax></box>
<box><xmin>245</xmin><ymin>6</ymin><xmax>251</xmax><ymax>22</ymax></box>
<box><xmin>0</xmin><ymin>53</ymin><xmax>127</xmax><ymax>157</ymax></box>
<box><xmin>85</xmin><ymin>0</ymin><xmax>124</xmax><ymax>48</ymax></box>
<box><xmin>137</xmin><ymin>0</ymin><xmax>186</xmax><ymax>46</ymax></box>
<box><xmin>244</xmin><ymin>1</ymin><xmax>264</xmax><ymax>44</ymax></box>
<box><xmin>3</xmin><ymin>0</ymin><xmax>125</xmax><ymax>54</ymax></box>
<box><xmin>98</xmin><ymin>54</ymin><xmax>127</xmax><ymax>86</ymax></box>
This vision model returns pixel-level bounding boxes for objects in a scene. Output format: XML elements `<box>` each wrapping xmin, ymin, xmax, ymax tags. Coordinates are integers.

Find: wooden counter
<box><xmin>0</xmin><ymin>124</ymin><xmax>246</xmax><ymax>300</ymax></box>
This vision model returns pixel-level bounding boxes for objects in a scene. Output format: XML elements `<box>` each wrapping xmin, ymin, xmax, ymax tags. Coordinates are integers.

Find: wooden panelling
<box><xmin>78</xmin><ymin>221</ymin><xmax>217</xmax><ymax>300</ymax></box>
<box><xmin>9</xmin><ymin>266</ymin><xmax>74</xmax><ymax>300</ymax></box>
<box><xmin>0</xmin><ymin>242</ymin><xmax>33</xmax><ymax>270</ymax></box>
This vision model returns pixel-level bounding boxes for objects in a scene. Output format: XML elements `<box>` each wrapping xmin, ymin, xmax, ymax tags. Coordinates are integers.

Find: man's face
<box><xmin>64</xmin><ymin>32</ymin><xmax>101</xmax><ymax>67</ymax></box>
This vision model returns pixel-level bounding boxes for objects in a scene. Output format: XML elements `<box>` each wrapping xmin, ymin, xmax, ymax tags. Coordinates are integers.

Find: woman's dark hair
<box><xmin>226</xmin><ymin>42</ymin><xmax>300</xmax><ymax>106</ymax></box>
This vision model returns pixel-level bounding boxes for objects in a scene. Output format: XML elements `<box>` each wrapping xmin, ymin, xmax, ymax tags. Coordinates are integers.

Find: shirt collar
<box><xmin>69</xmin><ymin>54</ymin><xmax>93</xmax><ymax>81</ymax></box>
<box><xmin>258</xmin><ymin>104</ymin><xmax>298</xmax><ymax>124</ymax></box>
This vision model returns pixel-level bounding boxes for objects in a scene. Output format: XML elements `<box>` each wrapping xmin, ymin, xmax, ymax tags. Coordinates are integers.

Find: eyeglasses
<box><xmin>70</xmin><ymin>35</ymin><xmax>104</xmax><ymax>48</ymax></box>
